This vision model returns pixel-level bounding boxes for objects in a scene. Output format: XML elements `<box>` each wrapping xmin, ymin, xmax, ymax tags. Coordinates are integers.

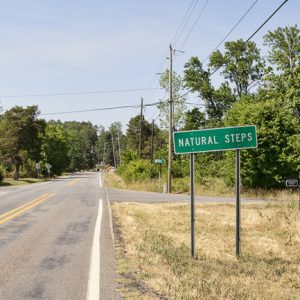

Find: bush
<box><xmin>117</xmin><ymin>159</ymin><xmax>159</xmax><ymax>182</ymax></box>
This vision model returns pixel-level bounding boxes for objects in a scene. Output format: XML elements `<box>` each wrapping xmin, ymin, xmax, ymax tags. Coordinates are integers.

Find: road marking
<box><xmin>0</xmin><ymin>193</ymin><xmax>54</xmax><ymax>225</ymax></box>
<box><xmin>87</xmin><ymin>199</ymin><xmax>102</xmax><ymax>300</ymax></box>
<box><xmin>0</xmin><ymin>192</ymin><xmax>7</xmax><ymax>195</ymax></box>
<box><xmin>99</xmin><ymin>173</ymin><xmax>102</xmax><ymax>188</ymax></box>
<box><xmin>65</xmin><ymin>178</ymin><xmax>80</xmax><ymax>187</ymax></box>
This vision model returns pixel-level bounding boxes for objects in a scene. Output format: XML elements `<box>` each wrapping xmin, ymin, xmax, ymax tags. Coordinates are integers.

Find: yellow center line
<box><xmin>65</xmin><ymin>178</ymin><xmax>81</xmax><ymax>187</ymax></box>
<box><xmin>0</xmin><ymin>193</ymin><xmax>52</xmax><ymax>220</ymax></box>
<box><xmin>0</xmin><ymin>193</ymin><xmax>55</xmax><ymax>225</ymax></box>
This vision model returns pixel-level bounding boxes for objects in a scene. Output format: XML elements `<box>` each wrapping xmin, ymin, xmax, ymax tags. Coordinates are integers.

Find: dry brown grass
<box><xmin>112</xmin><ymin>201</ymin><xmax>300</xmax><ymax>299</ymax></box>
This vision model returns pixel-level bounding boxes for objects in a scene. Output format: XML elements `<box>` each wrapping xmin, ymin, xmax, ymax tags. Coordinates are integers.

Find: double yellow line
<box><xmin>0</xmin><ymin>193</ymin><xmax>54</xmax><ymax>225</ymax></box>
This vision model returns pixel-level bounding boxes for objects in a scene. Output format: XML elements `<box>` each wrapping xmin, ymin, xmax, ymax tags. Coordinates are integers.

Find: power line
<box><xmin>176</xmin><ymin>0</ymin><xmax>288</xmax><ymax>99</ymax></box>
<box><xmin>245</xmin><ymin>0</ymin><xmax>288</xmax><ymax>42</ymax></box>
<box><xmin>40</xmin><ymin>102</ymin><xmax>160</xmax><ymax>116</ymax></box>
<box><xmin>202</xmin><ymin>0</ymin><xmax>259</xmax><ymax>64</ymax></box>
<box><xmin>172</xmin><ymin>0</ymin><xmax>199</xmax><ymax>46</ymax></box>
<box><xmin>209</xmin><ymin>0</ymin><xmax>288</xmax><ymax>77</ymax></box>
<box><xmin>143</xmin><ymin>0</ymin><xmax>199</xmax><ymax>104</ymax></box>
<box><xmin>0</xmin><ymin>87</ymin><xmax>163</xmax><ymax>99</ymax></box>
<box><xmin>178</xmin><ymin>0</ymin><xmax>209</xmax><ymax>50</ymax></box>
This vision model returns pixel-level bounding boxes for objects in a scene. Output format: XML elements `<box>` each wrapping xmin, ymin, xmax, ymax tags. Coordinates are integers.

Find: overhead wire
<box><xmin>0</xmin><ymin>87</ymin><xmax>163</xmax><ymax>99</ymax></box>
<box><xmin>144</xmin><ymin>0</ymin><xmax>208</xmax><ymax>122</ymax></box>
<box><xmin>143</xmin><ymin>0</ymin><xmax>201</xmax><ymax>121</ymax></box>
<box><xmin>178</xmin><ymin>0</ymin><xmax>210</xmax><ymax>50</ymax></box>
<box><xmin>40</xmin><ymin>102</ymin><xmax>161</xmax><ymax>116</ymax></box>
<box><xmin>201</xmin><ymin>0</ymin><xmax>259</xmax><ymax>64</ymax></box>
<box><xmin>171</xmin><ymin>0</ymin><xmax>199</xmax><ymax>46</ymax></box>
<box><xmin>164</xmin><ymin>0</ymin><xmax>289</xmax><ymax>102</ymax></box>
<box><xmin>245</xmin><ymin>0</ymin><xmax>288</xmax><ymax>42</ymax></box>
<box><xmin>209</xmin><ymin>0</ymin><xmax>288</xmax><ymax>78</ymax></box>
<box><xmin>38</xmin><ymin>1</ymin><xmax>287</xmax><ymax>119</ymax></box>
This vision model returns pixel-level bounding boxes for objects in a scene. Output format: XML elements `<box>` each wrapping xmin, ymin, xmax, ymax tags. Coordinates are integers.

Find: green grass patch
<box><xmin>104</xmin><ymin>172</ymin><xmax>298</xmax><ymax>201</ymax></box>
<box><xmin>0</xmin><ymin>177</ymin><xmax>47</xmax><ymax>186</ymax></box>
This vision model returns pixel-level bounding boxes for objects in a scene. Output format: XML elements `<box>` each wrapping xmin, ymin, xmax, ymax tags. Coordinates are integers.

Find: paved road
<box><xmin>0</xmin><ymin>172</ymin><xmax>122</xmax><ymax>300</ymax></box>
<box><xmin>0</xmin><ymin>172</ymin><xmax>264</xmax><ymax>300</ymax></box>
<box><xmin>107</xmin><ymin>187</ymin><xmax>265</xmax><ymax>204</ymax></box>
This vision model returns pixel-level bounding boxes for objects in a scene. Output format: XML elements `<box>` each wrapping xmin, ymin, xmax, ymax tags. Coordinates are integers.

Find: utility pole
<box><xmin>139</xmin><ymin>97</ymin><xmax>144</xmax><ymax>158</ymax></box>
<box><xmin>111</xmin><ymin>135</ymin><xmax>116</xmax><ymax>167</ymax></box>
<box><xmin>103</xmin><ymin>143</ymin><xmax>106</xmax><ymax>164</ymax></box>
<box><xmin>151</xmin><ymin>119</ymin><xmax>154</xmax><ymax>162</ymax></box>
<box><xmin>168</xmin><ymin>44</ymin><xmax>173</xmax><ymax>193</ymax></box>
<box><xmin>117</xmin><ymin>128</ymin><xmax>121</xmax><ymax>165</ymax></box>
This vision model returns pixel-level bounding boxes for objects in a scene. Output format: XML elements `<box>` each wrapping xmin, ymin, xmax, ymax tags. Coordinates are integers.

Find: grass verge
<box><xmin>104</xmin><ymin>172</ymin><xmax>299</xmax><ymax>201</ymax></box>
<box><xmin>112</xmin><ymin>201</ymin><xmax>300</xmax><ymax>299</ymax></box>
<box><xmin>0</xmin><ymin>177</ymin><xmax>46</xmax><ymax>186</ymax></box>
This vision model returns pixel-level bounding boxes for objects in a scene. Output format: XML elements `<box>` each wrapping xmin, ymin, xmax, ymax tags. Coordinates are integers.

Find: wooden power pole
<box><xmin>139</xmin><ymin>97</ymin><xmax>144</xmax><ymax>158</ymax></box>
<box><xmin>151</xmin><ymin>119</ymin><xmax>154</xmax><ymax>161</ymax></box>
<box><xmin>168</xmin><ymin>44</ymin><xmax>173</xmax><ymax>193</ymax></box>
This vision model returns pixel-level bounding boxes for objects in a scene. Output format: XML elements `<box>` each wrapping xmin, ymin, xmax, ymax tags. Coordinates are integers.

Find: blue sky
<box><xmin>0</xmin><ymin>0</ymin><xmax>299</xmax><ymax>131</ymax></box>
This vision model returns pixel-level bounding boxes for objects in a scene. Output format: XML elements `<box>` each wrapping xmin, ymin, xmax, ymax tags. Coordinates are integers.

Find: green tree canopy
<box><xmin>184</xmin><ymin>56</ymin><xmax>236</xmax><ymax>125</ymax></box>
<box><xmin>42</xmin><ymin>122</ymin><xmax>69</xmax><ymax>175</ymax></box>
<box><xmin>0</xmin><ymin>105</ymin><xmax>45</xmax><ymax>179</ymax></box>
<box><xmin>209</xmin><ymin>39</ymin><xmax>264</xmax><ymax>98</ymax></box>
<box><xmin>157</xmin><ymin>70</ymin><xmax>187</xmax><ymax>130</ymax></box>
<box><xmin>225</xmin><ymin>94</ymin><xmax>299</xmax><ymax>188</ymax></box>
<box><xmin>264</xmin><ymin>25</ymin><xmax>300</xmax><ymax>74</ymax></box>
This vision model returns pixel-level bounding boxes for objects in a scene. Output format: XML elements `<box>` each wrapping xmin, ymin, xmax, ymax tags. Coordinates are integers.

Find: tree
<box><xmin>225</xmin><ymin>94</ymin><xmax>299</xmax><ymax>188</ymax></box>
<box><xmin>264</xmin><ymin>25</ymin><xmax>300</xmax><ymax>74</ymax></box>
<box><xmin>64</xmin><ymin>121</ymin><xmax>98</xmax><ymax>170</ymax></box>
<box><xmin>209</xmin><ymin>39</ymin><xmax>264</xmax><ymax>97</ymax></box>
<box><xmin>95</xmin><ymin>125</ymin><xmax>106</xmax><ymax>166</ymax></box>
<box><xmin>109</xmin><ymin>122</ymin><xmax>123</xmax><ymax>166</ymax></box>
<box><xmin>263</xmin><ymin>25</ymin><xmax>300</xmax><ymax>118</ymax></box>
<box><xmin>42</xmin><ymin>123</ymin><xmax>69</xmax><ymax>175</ymax></box>
<box><xmin>0</xmin><ymin>106</ymin><xmax>45</xmax><ymax>179</ymax></box>
<box><xmin>182</xmin><ymin>107</ymin><xmax>206</xmax><ymax>130</ymax></box>
<box><xmin>184</xmin><ymin>56</ymin><xmax>236</xmax><ymax>125</ymax></box>
<box><xmin>125</xmin><ymin>116</ymin><xmax>158</xmax><ymax>159</ymax></box>
<box><xmin>157</xmin><ymin>70</ymin><xmax>187</xmax><ymax>130</ymax></box>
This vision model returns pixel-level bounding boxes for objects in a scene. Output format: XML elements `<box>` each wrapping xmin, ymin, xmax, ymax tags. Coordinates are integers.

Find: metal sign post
<box><xmin>236</xmin><ymin>149</ymin><xmax>241</xmax><ymax>257</ymax></box>
<box><xmin>154</xmin><ymin>159</ymin><xmax>166</xmax><ymax>192</ymax></box>
<box><xmin>36</xmin><ymin>162</ymin><xmax>41</xmax><ymax>179</ymax></box>
<box><xmin>173</xmin><ymin>125</ymin><xmax>258</xmax><ymax>258</ymax></box>
<box><xmin>46</xmin><ymin>163</ymin><xmax>52</xmax><ymax>179</ymax></box>
<box><xmin>285</xmin><ymin>177</ymin><xmax>300</xmax><ymax>210</ymax></box>
<box><xmin>190</xmin><ymin>153</ymin><xmax>195</xmax><ymax>257</ymax></box>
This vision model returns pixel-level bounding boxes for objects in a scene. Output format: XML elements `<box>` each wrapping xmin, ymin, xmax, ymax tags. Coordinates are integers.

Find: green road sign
<box><xmin>154</xmin><ymin>159</ymin><xmax>166</xmax><ymax>164</ymax></box>
<box><xmin>173</xmin><ymin>125</ymin><xmax>257</xmax><ymax>154</ymax></box>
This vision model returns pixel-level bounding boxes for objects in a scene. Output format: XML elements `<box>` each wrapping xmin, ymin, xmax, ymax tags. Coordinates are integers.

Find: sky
<box><xmin>0</xmin><ymin>0</ymin><xmax>299</xmax><ymax>132</ymax></box>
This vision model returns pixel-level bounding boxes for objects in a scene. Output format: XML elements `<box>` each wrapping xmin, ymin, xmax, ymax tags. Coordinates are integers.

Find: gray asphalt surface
<box><xmin>0</xmin><ymin>172</ymin><xmax>264</xmax><ymax>300</ymax></box>
<box><xmin>107</xmin><ymin>187</ymin><xmax>265</xmax><ymax>204</ymax></box>
<box><xmin>0</xmin><ymin>172</ymin><xmax>122</xmax><ymax>300</ymax></box>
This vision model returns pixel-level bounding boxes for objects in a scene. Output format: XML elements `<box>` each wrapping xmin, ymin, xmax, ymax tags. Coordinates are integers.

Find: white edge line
<box><xmin>99</xmin><ymin>173</ymin><xmax>102</xmax><ymax>188</ymax></box>
<box><xmin>0</xmin><ymin>192</ymin><xmax>7</xmax><ymax>195</ymax></box>
<box><xmin>106</xmin><ymin>188</ymin><xmax>115</xmax><ymax>244</ymax></box>
<box><xmin>86</xmin><ymin>199</ymin><xmax>102</xmax><ymax>300</ymax></box>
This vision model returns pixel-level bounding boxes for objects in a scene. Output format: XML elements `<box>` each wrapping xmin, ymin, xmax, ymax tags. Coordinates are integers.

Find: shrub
<box><xmin>117</xmin><ymin>159</ymin><xmax>158</xmax><ymax>182</ymax></box>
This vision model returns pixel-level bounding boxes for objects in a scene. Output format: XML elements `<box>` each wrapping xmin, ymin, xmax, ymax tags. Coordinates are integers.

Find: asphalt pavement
<box><xmin>0</xmin><ymin>172</ymin><xmax>122</xmax><ymax>300</ymax></box>
<box><xmin>0</xmin><ymin>172</ymin><xmax>264</xmax><ymax>300</ymax></box>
